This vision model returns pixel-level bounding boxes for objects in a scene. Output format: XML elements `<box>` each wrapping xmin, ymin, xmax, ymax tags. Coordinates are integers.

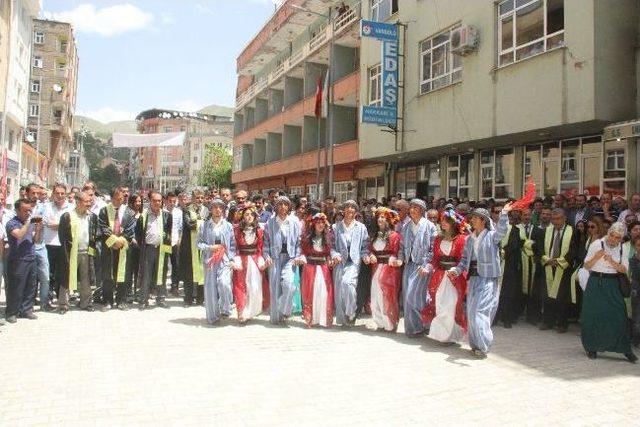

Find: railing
<box><xmin>236</xmin><ymin>4</ymin><xmax>360</xmax><ymax>110</ymax></box>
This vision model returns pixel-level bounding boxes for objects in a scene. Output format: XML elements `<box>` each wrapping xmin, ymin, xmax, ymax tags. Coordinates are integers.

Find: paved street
<box><xmin>0</xmin><ymin>296</ymin><xmax>638</xmax><ymax>426</ymax></box>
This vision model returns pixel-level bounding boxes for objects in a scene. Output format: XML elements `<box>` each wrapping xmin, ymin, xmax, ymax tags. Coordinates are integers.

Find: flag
<box><xmin>321</xmin><ymin>70</ymin><xmax>329</xmax><ymax>118</ymax></box>
<box><xmin>510</xmin><ymin>177</ymin><xmax>536</xmax><ymax>211</ymax></box>
<box><xmin>314</xmin><ymin>75</ymin><xmax>323</xmax><ymax>118</ymax></box>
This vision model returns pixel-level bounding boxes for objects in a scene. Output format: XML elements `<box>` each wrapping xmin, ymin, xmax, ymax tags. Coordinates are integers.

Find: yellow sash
<box><xmin>104</xmin><ymin>204</ymin><xmax>128</xmax><ymax>283</ymax></box>
<box><xmin>68</xmin><ymin>210</ymin><xmax>95</xmax><ymax>292</ymax></box>
<box><xmin>518</xmin><ymin>224</ymin><xmax>536</xmax><ymax>295</ymax></box>
<box><xmin>189</xmin><ymin>209</ymin><xmax>204</xmax><ymax>284</ymax></box>
<box><xmin>542</xmin><ymin>225</ymin><xmax>573</xmax><ymax>299</ymax></box>
<box><xmin>142</xmin><ymin>211</ymin><xmax>172</xmax><ymax>286</ymax></box>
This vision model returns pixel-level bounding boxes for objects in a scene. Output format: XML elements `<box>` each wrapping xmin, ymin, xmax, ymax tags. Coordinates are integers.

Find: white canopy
<box><xmin>112</xmin><ymin>132</ymin><xmax>186</xmax><ymax>148</ymax></box>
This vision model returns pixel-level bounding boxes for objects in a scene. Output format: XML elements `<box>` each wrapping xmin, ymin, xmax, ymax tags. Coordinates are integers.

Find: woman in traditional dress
<box><xmin>422</xmin><ymin>207</ymin><xmax>469</xmax><ymax>343</ymax></box>
<box><xmin>299</xmin><ymin>213</ymin><xmax>334</xmax><ymax>327</ymax></box>
<box><xmin>367</xmin><ymin>207</ymin><xmax>403</xmax><ymax>332</ymax></box>
<box><xmin>581</xmin><ymin>222</ymin><xmax>637</xmax><ymax>363</ymax></box>
<box><xmin>231</xmin><ymin>203</ymin><xmax>267</xmax><ymax>324</ymax></box>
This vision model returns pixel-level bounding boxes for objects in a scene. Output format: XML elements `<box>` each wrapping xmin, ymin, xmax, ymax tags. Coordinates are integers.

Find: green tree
<box><xmin>199</xmin><ymin>145</ymin><xmax>232</xmax><ymax>189</ymax></box>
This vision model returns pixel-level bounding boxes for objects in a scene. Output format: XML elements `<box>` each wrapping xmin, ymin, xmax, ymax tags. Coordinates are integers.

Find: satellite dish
<box><xmin>26</xmin><ymin>134</ymin><xmax>35</xmax><ymax>143</ymax></box>
<box><xmin>53</xmin><ymin>84</ymin><xmax>63</xmax><ymax>93</ymax></box>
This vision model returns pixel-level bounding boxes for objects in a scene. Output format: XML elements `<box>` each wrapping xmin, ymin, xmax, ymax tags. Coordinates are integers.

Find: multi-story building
<box><xmin>0</xmin><ymin>0</ymin><xmax>40</xmax><ymax>199</ymax></box>
<box><xmin>232</xmin><ymin>0</ymin><xmax>373</xmax><ymax>202</ymax></box>
<box><xmin>65</xmin><ymin>149</ymin><xmax>89</xmax><ymax>188</ymax></box>
<box><xmin>27</xmin><ymin>18</ymin><xmax>79</xmax><ymax>186</ymax></box>
<box><xmin>131</xmin><ymin>109</ymin><xmax>232</xmax><ymax>193</ymax></box>
<box><xmin>359</xmin><ymin>0</ymin><xmax>639</xmax><ymax>200</ymax></box>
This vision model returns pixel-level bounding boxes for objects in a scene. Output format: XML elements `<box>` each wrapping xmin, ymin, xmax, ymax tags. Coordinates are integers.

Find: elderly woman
<box><xmin>581</xmin><ymin>222</ymin><xmax>637</xmax><ymax>363</ymax></box>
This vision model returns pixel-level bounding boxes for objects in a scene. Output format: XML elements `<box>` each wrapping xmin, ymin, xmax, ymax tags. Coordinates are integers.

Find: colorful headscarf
<box><xmin>441</xmin><ymin>206</ymin><xmax>471</xmax><ymax>234</ymax></box>
<box><xmin>374</xmin><ymin>206</ymin><xmax>400</xmax><ymax>226</ymax></box>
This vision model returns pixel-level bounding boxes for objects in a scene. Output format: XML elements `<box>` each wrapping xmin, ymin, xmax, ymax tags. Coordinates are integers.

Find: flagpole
<box><xmin>315</xmin><ymin>110</ymin><xmax>321</xmax><ymax>200</ymax></box>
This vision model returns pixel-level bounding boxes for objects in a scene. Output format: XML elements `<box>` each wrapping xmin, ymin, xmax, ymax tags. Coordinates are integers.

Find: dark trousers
<box><xmin>140</xmin><ymin>244</ymin><xmax>168</xmax><ymax>304</ymax></box>
<box><xmin>632</xmin><ymin>283</ymin><xmax>640</xmax><ymax>346</ymax></box>
<box><xmin>6</xmin><ymin>258</ymin><xmax>37</xmax><ymax>318</ymax></box>
<box><xmin>125</xmin><ymin>246</ymin><xmax>140</xmax><ymax>303</ymax></box>
<box><xmin>102</xmin><ymin>249</ymin><xmax>127</xmax><ymax>306</ymax></box>
<box><xmin>46</xmin><ymin>245</ymin><xmax>65</xmax><ymax>299</ymax></box>
<box><xmin>183</xmin><ymin>280</ymin><xmax>204</xmax><ymax>304</ymax></box>
<box><xmin>355</xmin><ymin>262</ymin><xmax>371</xmax><ymax>317</ymax></box>
<box><xmin>543</xmin><ymin>278</ymin><xmax>570</xmax><ymax>328</ymax></box>
<box><xmin>170</xmin><ymin>244</ymin><xmax>180</xmax><ymax>288</ymax></box>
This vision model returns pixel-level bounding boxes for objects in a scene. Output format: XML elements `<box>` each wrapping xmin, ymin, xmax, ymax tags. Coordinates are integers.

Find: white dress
<box><xmin>370</xmin><ymin>237</ymin><xmax>394</xmax><ymax>331</ymax></box>
<box><xmin>427</xmin><ymin>240</ymin><xmax>466</xmax><ymax>343</ymax></box>
<box><xmin>238</xmin><ymin>228</ymin><xmax>263</xmax><ymax>320</ymax></box>
<box><xmin>310</xmin><ymin>237</ymin><xmax>329</xmax><ymax>327</ymax></box>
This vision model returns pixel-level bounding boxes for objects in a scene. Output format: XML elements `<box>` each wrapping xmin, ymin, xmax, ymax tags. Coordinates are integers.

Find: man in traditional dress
<box><xmin>180</xmin><ymin>190</ymin><xmax>208</xmax><ymax>307</ymax></box>
<box><xmin>528</xmin><ymin>205</ymin><xmax>552</xmax><ymax>324</ymax></box>
<box><xmin>264</xmin><ymin>196</ymin><xmax>302</xmax><ymax>325</ymax></box>
<box><xmin>517</xmin><ymin>208</ymin><xmax>538</xmax><ymax>323</ymax></box>
<box><xmin>135</xmin><ymin>191</ymin><xmax>173</xmax><ymax>310</ymax></box>
<box><xmin>168</xmin><ymin>192</ymin><xmax>182</xmax><ymax>297</ymax></box>
<box><xmin>330</xmin><ymin>200</ymin><xmax>370</xmax><ymax>326</ymax></box>
<box><xmin>539</xmin><ymin>208</ymin><xmax>576</xmax><ymax>333</ymax></box>
<box><xmin>99</xmin><ymin>186</ymin><xmax>136</xmax><ymax>310</ymax></box>
<box><xmin>398</xmin><ymin>199</ymin><xmax>437</xmax><ymax>337</ymax></box>
<box><xmin>449</xmin><ymin>203</ymin><xmax>513</xmax><ymax>357</ymax></box>
<box><xmin>197</xmin><ymin>198</ymin><xmax>236</xmax><ymax>324</ymax></box>
<box><xmin>58</xmin><ymin>191</ymin><xmax>98</xmax><ymax>314</ymax></box>
<box><xmin>495</xmin><ymin>210</ymin><xmax>523</xmax><ymax>328</ymax></box>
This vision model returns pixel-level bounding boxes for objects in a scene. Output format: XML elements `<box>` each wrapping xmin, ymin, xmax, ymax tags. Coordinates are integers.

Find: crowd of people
<box><xmin>0</xmin><ymin>182</ymin><xmax>638</xmax><ymax>362</ymax></box>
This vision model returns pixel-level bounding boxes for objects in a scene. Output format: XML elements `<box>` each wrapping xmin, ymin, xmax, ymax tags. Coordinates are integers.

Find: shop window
<box><xmin>289</xmin><ymin>186</ymin><xmax>304</xmax><ymax>196</ymax></box>
<box><xmin>368</xmin><ymin>64</ymin><xmax>382</xmax><ymax>107</ymax></box>
<box><xmin>307</xmin><ymin>184</ymin><xmax>324</xmax><ymax>201</ymax></box>
<box><xmin>480</xmin><ymin>149</ymin><xmax>514</xmax><ymax>200</ymax></box>
<box><xmin>420</xmin><ymin>25</ymin><xmax>462</xmax><ymax>94</ymax></box>
<box><xmin>333</xmin><ymin>181</ymin><xmax>357</xmax><ymax>204</ymax></box>
<box><xmin>447</xmin><ymin>154</ymin><xmax>473</xmax><ymax>199</ymax></box>
<box><xmin>498</xmin><ymin>0</ymin><xmax>564</xmax><ymax>67</ymax></box>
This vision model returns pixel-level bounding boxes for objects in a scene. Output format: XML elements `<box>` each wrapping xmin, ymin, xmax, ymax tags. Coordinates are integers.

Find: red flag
<box><xmin>314</xmin><ymin>75</ymin><xmax>323</xmax><ymax>118</ymax></box>
<box><xmin>511</xmin><ymin>177</ymin><xmax>536</xmax><ymax>211</ymax></box>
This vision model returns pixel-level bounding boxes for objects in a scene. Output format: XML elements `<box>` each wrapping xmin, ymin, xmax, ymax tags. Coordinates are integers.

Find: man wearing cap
<box><xmin>197</xmin><ymin>198</ymin><xmax>236</xmax><ymax>324</ymax></box>
<box><xmin>330</xmin><ymin>200</ymin><xmax>370</xmax><ymax>326</ymax></box>
<box><xmin>448</xmin><ymin>202</ymin><xmax>513</xmax><ymax>357</ymax></box>
<box><xmin>264</xmin><ymin>196</ymin><xmax>302</xmax><ymax>325</ymax></box>
<box><xmin>398</xmin><ymin>198</ymin><xmax>438</xmax><ymax>336</ymax></box>
<box><xmin>180</xmin><ymin>189</ymin><xmax>209</xmax><ymax>307</ymax></box>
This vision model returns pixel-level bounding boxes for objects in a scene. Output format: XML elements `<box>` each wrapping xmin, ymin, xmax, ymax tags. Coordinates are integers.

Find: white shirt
<box><xmin>145</xmin><ymin>211</ymin><xmax>162</xmax><ymax>246</ymax></box>
<box><xmin>617</xmin><ymin>209</ymin><xmax>640</xmax><ymax>224</ymax></box>
<box><xmin>171</xmin><ymin>207</ymin><xmax>183</xmax><ymax>246</ymax></box>
<box><xmin>585</xmin><ymin>238</ymin><xmax>629</xmax><ymax>274</ymax></box>
<box><xmin>76</xmin><ymin>211</ymin><xmax>90</xmax><ymax>251</ymax></box>
<box><xmin>342</xmin><ymin>220</ymin><xmax>356</xmax><ymax>245</ymax></box>
<box><xmin>90</xmin><ymin>198</ymin><xmax>107</xmax><ymax>216</ymax></box>
<box><xmin>43</xmin><ymin>201</ymin><xmax>71</xmax><ymax>246</ymax></box>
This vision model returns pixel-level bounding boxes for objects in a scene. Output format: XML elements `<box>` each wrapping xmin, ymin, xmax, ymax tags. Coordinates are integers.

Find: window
<box><xmin>368</xmin><ymin>64</ymin><xmax>381</xmax><ymax>107</ymax></box>
<box><xmin>29</xmin><ymin>104</ymin><xmax>39</xmax><ymax>117</ymax></box>
<box><xmin>59</xmin><ymin>40</ymin><xmax>68</xmax><ymax>54</ymax></box>
<box><xmin>162</xmin><ymin>166</ymin><xmax>170</xmax><ymax>176</ymax></box>
<box><xmin>163</xmin><ymin>126</ymin><xmax>172</xmax><ymax>133</ymax></box>
<box><xmin>194</xmin><ymin>143</ymin><xmax>200</xmax><ymax>150</ymax></box>
<box><xmin>180</xmin><ymin>125</ymin><xmax>186</xmax><ymax>132</ymax></box>
<box><xmin>371</xmin><ymin>0</ymin><xmax>398</xmax><ymax>22</ymax></box>
<box><xmin>33</xmin><ymin>56</ymin><xmax>43</xmax><ymax>68</ymax></box>
<box><xmin>30</xmin><ymin>80</ymin><xmax>40</xmax><ymax>93</ymax></box>
<box><xmin>333</xmin><ymin>181</ymin><xmax>357</xmax><ymax>204</ymax></box>
<box><xmin>447</xmin><ymin>154</ymin><xmax>473</xmax><ymax>199</ymax></box>
<box><xmin>307</xmin><ymin>184</ymin><xmax>324</xmax><ymax>201</ymax></box>
<box><xmin>481</xmin><ymin>149</ymin><xmax>514</xmax><ymax>200</ymax></box>
<box><xmin>288</xmin><ymin>186</ymin><xmax>304</xmax><ymax>196</ymax></box>
<box><xmin>604</xmin><ymin>139</ymin><xmax>626</xmax><ymax>196</ymax></box>
<box><xmin>498</xmin><ymin>0</ymin><xmax>564</xmax><ymax>66</ymax></box>
<box><xmin>420</xmin><ymin>26</ymin><xmax>462</xmax><ymax>94</ymax></box>
<box><xmin>34</xmin><ymin>31</ymin><xmax>44</xmax><ymax>44</ymax></box>
<box><xmin>8</xmin><ymin>130</ymin><xmax>14</xmax><ymax>151</ymax></box>
<box><xmin>193</xmin><ymin>156</ymin><xmax>198</xmax><ymax>164</ymax></box>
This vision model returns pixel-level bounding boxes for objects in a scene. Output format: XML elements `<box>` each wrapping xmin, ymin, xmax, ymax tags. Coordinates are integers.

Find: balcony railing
<box><xmin>236</xmin><ymin>5</ymin><xmax>360</xmax><ymax>110</ymax></box>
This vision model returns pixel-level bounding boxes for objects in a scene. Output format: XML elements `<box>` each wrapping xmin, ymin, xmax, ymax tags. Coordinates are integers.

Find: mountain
<box><xmin>198</xmin><ymin>104</ymin><xmax>234</xmax><ymax>118</ymax></box>
<box><xmin>73</xmin><ymin>116</ymin><xmax>137</xmax><ymax>137</ymax></box>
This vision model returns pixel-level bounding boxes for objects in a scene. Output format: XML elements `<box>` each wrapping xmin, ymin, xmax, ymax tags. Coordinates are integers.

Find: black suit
<box><xmin>135</xmin><ymin>210</ymin><xmax>172</xmax><ymax>305</ymax></box>
<box><xmin>98</xmin><ymin>204</ymin><xmax>136</xmax><ymax>306</ymax></box>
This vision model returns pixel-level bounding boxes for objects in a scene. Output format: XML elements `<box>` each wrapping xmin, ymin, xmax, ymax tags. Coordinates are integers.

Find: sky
<box><xmin>42</xmin><ymin>0</ymin><xmax>285</xmax><ymax>123</ymax></box>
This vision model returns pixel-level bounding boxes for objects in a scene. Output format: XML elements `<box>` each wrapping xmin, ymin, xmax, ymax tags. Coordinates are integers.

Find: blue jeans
<box><xmin>35</xmin><ymin>245</ymin><xmax>50</xmax><ymax>305</ymax></box>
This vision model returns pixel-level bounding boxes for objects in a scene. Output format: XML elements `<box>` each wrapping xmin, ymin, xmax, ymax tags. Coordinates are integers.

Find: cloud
<box><xmin>171</xmin><ymin>99</ymin><xmax>207</xmax><ymax>112</ymax></box>
<box><xmin>41</xmin><ymin>3</ymin><xmax>154</xmax><ymax>37</ymax></box>
<box><xmin>77</xmin><ymin>107</ymin><xmax>136</xmax><ymax>123</ymax></box>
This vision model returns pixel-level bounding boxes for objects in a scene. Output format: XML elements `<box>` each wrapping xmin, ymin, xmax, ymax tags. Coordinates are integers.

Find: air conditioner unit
<box><xmin>451</xmin><ymin>26</ymin><xmax>479</xmax><ymax>56</ymax></box>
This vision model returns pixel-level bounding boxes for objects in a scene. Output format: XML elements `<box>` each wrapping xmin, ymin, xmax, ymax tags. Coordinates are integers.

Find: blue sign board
<box><xmin>362</xmin><ymin>105</ymin><xmax>397</xmax><ymax>126</ymax></box>
<box><xmin>382</xmin><ymin>40</ymin><xmax>398</xmax><ymax>110</ymax></box>
<box><xmin>360</xmin><ymin>19</ymin><xmax>398</xmax><ymax>42</ymax></box>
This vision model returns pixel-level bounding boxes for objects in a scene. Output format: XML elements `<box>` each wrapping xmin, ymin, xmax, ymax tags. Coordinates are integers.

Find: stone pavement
<box><xmin>0</xmin><ymin>297</ymin><xmax>638</xmax><ymax>426</ymax></box>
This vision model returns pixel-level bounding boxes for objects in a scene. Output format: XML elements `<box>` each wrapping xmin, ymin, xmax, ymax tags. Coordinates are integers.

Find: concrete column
<box><xmin>255</xmin><ymin>98</ymin><xmax>268</xmax><ymax>124</ymax></box>
<box><xmin>253</xmin><ymin>139</ymin><xmax>266</xmax><ymax>166</ymax></box>
<box><xmin>266</xmin><ymin>133</ymin><xmax>282</xmax><ymax>162</ymax></box>
<box><xmin>269</xmin><ymin>89</ymin><xmax>284</xmax><ymax>117</ymax></box>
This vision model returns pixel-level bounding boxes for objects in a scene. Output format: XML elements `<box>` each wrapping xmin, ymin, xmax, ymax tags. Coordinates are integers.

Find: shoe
<box><xmin>22</xmin><ymin>312</ymin><xmax>38</xmax><ymax>320</ymax></box>
<box><xmin>471</xmin><ymin>349</ymin><xmax>487</xmax><ymax>359</ymax></box>
<box><xmin>170</xmin><ymin>287</ymin><xmax>180</xmax><ymax>297</ymax></box>
<box><xmin>157</xmin><ymin>301</ymin><xmax>170</xmax><ymax>309</ymax></box>
<box><xmin>42</xmin><ymin>304</ymin><xmax>55</xmax><ymax>312</ymax></box>
<box><xmin>117</xmin><ymin>304</ymin><xmax>129</xmax><ymax>311</ymax></box>
<box><xmin>58</xmin><ymin>307</ymin><xmax>68</xmax><ymax>315</ymax></box>
<box><xmin>586</xmin><ymin>351</ymin><xmax>597</xmax><ymax>359</ymax></box>
<box><xmin>625</xmin><ymin>352</ymin><xmax>638</xmax><ymax>363</ymax></box>
<box><xmin>101</xmin><ymin>304</ymin><xmax>112</xmax><ymax>312</ymax></box>
<box><xmin>139</xmin><ymin>303</ymin><xmax>148</xmax><ymax>311</ymax></box>
<box><xmin>556</xmin><ymin>326</ymin><xmax>568</xmax><ymax>334</ymax></box>
<box><xmin>6</xmin><ymin>316</ymin><xmax>17</xmax><ymax>324</ymax></box>
<box><xmin>539</xmin><ymin>324</ymin><xmax>552</xmax><ymax>331</ymax></box>
<box><xmin>83</xmin><ymin>306</ymin><xmax>95</xmax><ymax>312</ymax></box>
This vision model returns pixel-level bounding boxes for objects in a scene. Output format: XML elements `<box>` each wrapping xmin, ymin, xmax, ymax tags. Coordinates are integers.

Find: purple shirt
<box><xmin>6</xmin><ymin>216</ymin><xmax>35</xmax><ymax>262</ymax></box>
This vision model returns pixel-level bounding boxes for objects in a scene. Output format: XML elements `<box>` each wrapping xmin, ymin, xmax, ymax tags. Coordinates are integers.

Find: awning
<box><xmin>603</xmin><ymin>119</ymin><xmax>640</xmax><ymax>141</ymax></box>
<box><xmin>112</xmin><ymin>132</ymin><xmax>185</xmax><ymax>148</ymax></box>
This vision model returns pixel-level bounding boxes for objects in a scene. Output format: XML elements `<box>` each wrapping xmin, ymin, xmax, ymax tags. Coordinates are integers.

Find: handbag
<box><xmin>602</xmin><ymin>241</ymin><xmax>631</xmax><ymax>297</ymax></box>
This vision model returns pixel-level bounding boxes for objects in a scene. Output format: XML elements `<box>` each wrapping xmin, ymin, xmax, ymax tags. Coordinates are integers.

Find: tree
<box><xmin>199</xmin><ymin>145</ymin><xmax>232</xmax><ymax>189</ymax></box>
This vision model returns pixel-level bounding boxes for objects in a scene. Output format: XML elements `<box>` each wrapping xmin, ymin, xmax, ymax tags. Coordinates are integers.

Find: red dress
<box><xmin>231</xmin><ymin>225</ymin><xmax>269</xmax><ymax>318</ymax></box>
<box><xmin>300</xmin><ymin>236</ymin><xmax>334</xmax><ymax>327</ymax></box>
<box><xmin>422</xmin><ymin>235</ymin><xmax>468</xmax><ymax>332</ymax></box>
<box><xmin>369</xmin><ymin>231</ymin><xmax>402</xmax><ymax>330</ymax></box>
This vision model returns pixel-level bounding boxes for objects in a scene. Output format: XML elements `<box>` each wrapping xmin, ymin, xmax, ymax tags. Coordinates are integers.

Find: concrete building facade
<box><xmin>359</xmin><ymin>0</ymin><xmax>639</xmax><ymax>200</ymax></box>
<box><xmin>27</xmin><ymin>18</ymin><xmax>79</xmax><ymax>186</ymax></box>
<box><xmin>232</xmin><ymin>0</ymin><xmax>373</xmax><ymax>203</ymax></box>
<box><xmin>0</xmin><ymin>0</ymin><xmax>39</xmax><ymax>200</ymax></box>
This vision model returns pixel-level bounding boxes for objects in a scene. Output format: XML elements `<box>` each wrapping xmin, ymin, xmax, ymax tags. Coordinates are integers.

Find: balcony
<box><xmin>232</xmin><ymin>139</ymin><xmax>359</xmax><ymax>184</ymax></box>
<box><xmin>236</xmin><ymin>5</ymin><xmax>360</xmax><ymax>110</ymax></box>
